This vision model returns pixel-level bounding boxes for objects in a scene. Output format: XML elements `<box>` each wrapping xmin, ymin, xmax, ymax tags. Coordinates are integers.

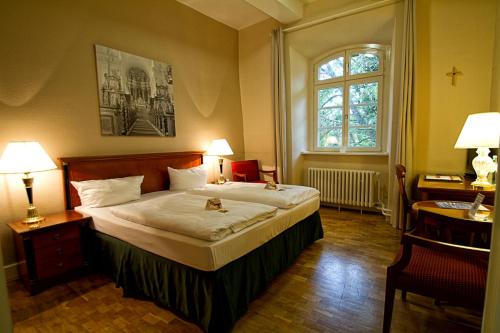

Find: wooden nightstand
<box><xmin>8</xmin><ymin>211</ymin><xmax>90</xmax><ymax>294</ymax></box>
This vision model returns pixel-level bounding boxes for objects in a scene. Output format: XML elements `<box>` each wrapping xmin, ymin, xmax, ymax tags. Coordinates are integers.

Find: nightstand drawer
<box><xmin>32</xmin><ymin>223</ymin><xmax>80</xmax><ymax>249</ymax></box>
<box><xmin>34</xmin><ymin>238</ymin><xmax>82</xmax><ymax>263</ymax></box>
<box><xmin>36</xmin><ymin>254</ymin><xmax>84</xmax><ymax>280</ymax></box>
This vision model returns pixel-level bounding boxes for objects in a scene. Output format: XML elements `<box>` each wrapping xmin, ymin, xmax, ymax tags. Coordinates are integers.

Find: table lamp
<box><xmin>0</xmin><ymin>142</ymin><xmax>57</xmax><ymax>224</ymax></box>
<box><xmin>206</xmin><ymin>139</ymin><xmax>233</xmax><ymax>184</ymax></box>
<box><xmin>454</xmin><ymin>112</ymin><xmax>500</xmax><ymax>187</ymax></box>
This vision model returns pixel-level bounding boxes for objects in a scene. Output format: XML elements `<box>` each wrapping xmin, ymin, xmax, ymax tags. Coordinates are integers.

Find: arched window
<box><xmin>313</xmin><ymin>46</ymin><xmax>386</xmax><ymax>152</ymax></box>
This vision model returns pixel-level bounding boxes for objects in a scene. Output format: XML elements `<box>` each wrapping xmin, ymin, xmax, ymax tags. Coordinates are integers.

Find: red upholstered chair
<box><xmin>231</xmin><ymin>160</ymin><xmax>278</xmax><ymax>183</ymax></box>
<box><xmin>383</xmin><ymin>209</ymin><xmax>489</xmax><ymax>333</ymax></box>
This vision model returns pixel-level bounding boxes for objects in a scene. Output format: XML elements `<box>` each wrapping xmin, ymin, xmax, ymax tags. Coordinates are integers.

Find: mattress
<box><xmin>76</xmin><ymin>191</ymin><xmax>320</xmax><ymax>271</ymax></box>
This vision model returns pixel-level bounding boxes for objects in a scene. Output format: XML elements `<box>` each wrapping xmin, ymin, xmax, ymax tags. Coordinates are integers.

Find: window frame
<box><xmin>312</xmin><ymin>45</ymin><xmax>387</xmax><ymax>153</ymax></box>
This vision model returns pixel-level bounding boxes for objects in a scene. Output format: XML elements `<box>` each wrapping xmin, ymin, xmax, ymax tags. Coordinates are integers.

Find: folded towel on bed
<box><xmin>110</xmin><ymin>193</ymin><xmax>277</xmax><ymax>241</ymax></box>
<box><xmin>187</xmin><ymin>182</ymin><xmax>320</xmax><ymax>209</ymax></box>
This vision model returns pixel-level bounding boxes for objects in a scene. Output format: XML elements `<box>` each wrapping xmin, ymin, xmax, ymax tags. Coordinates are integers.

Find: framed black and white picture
<box><xmin>94</xmin><ymin>45</ymin><xmax>176</xmax><ymax>137</ymax></box>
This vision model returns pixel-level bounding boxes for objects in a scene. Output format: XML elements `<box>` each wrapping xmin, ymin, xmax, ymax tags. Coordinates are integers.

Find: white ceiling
<box><xmin>176</xmin><ymin>0</ymin><xmax>316</xmax><ymax>30</ymax></box>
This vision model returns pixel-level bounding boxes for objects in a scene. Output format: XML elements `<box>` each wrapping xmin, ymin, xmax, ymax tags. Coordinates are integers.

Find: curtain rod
<box><xmin>282</xmin><ymin>0</ymin><xmax>401</xmax><ymax>33</ymax></box>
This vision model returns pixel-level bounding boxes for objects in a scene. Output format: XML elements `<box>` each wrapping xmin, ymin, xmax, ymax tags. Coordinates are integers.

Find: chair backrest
<box><xmin>395</xmin><ymin>164</ymin><xmax>410</xmax><ymax>233</ymax></box>
<box><xmin>231</xmin><ymin>160</ymin><xmax>260</xmax><ymax>182</ymax></box>
<box><xmin>416</xmin><ymin>209</ymin><xmax>492</xmax><ymax>248</ymax></box>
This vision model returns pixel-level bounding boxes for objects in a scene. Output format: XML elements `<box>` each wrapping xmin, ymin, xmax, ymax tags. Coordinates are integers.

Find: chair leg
<box><xmin>383</xmin><ymin>277</ymin><xmax>396</xmax><ymax>333</ymax></box>
<box><xmin>402</xmin><ymin>289</ymin><xmax>407</xmax><ymax>301</ymax></box>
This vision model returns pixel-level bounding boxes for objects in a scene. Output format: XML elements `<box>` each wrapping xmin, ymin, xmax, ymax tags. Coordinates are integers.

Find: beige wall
<box><xmin>414</xmin><ymin>0</ymin><xmax>496</xmax><ymax>175</ymax></box>
<box><xmin>0</xmin><ymin>0</ymin><xmax>244</xmax><ymax>269</ymax></box>
<box><xmin>490</xmin><ymin>0</ymin><xmax>500</xmax><ymax>114</ymax></box>
<box><xmin>239</xmin><ymin>18</ymin><xmax>281</xmax><ymax>169</ymax></box>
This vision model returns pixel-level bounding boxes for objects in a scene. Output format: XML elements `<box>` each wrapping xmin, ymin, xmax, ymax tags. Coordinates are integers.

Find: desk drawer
<box><xmin>32</xmin><ymin>224</ymin><xmax>80</xmax><ymax>249</ymax></box>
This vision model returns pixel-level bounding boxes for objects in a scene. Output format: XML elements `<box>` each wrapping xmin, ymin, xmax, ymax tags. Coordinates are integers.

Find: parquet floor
<box><xmin>8</xmin><ymin>207</ymin><xmax>482</xmax><ymax>332</ymax></box>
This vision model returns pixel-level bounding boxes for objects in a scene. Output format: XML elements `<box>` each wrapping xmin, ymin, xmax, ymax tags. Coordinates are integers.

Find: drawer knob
<box><xmin>58</xmin><ymin>262</ymin><xmax>64</xmax><ymax>267</ymax></box>
<box><xmin>54</xmin><ymin>233</ymin><xmax>61</xmax><ymax>240</ymax></box>
<box><xmin>56</xmin><ymin>247</ymin><xmax>63</xmax><ymax>255</ymax></box>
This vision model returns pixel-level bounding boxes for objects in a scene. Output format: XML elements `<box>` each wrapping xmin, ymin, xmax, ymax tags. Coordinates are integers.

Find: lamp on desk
<box><xmin>206</xmin><ymin>139</ymin><xmax>233</xmax><ymax>184</ymax></box>
<box><xmin>455</xmin><ymin>112</ymin><xmax>500</xmax><ymax>187</ymax></box>
<box><xmin>0</xmin><ymin>142</ymin><xmax>57</xmax><ymax>224</ymax></box>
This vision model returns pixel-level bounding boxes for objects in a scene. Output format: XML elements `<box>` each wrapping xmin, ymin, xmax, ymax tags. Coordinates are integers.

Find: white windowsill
<box><xmin>302</xmin><ymin>151</ymin><xmax>389</xmax><ymax>157</ymax></box>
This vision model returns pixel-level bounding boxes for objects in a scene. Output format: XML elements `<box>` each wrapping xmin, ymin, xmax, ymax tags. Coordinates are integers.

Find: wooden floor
<box><xmin>8</xmin><ymin>207</ymin><xmax>482</xmax><ymax>332</ymax></box>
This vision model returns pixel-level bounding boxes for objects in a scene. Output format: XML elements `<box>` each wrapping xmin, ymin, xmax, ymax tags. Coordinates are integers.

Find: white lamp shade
<box><xmin>0</xmin><ymin>141</ymin><xmax>57</xmax><ymax>174</ymax></box>
<box><xmin>206</xmin><ymin>139</ymin><xmax>234</xmax><ymax>156</ymax></box>
<box><xmin>455</xmin><ymin>112</ymin><xmax>500</xmax><ymax>148</ymax></box>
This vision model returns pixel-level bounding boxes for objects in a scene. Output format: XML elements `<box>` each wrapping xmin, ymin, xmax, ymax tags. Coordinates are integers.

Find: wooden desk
<box><xmin>417</xmin><ymin>175</ymin><xmax>495</xmax><ymax>205</ymax></box>
<box><xmin>412</xmin><ymin>201</ymin><xmax>495</xmax><ymax>223</ymax></box>
<box><xmin>412</xmin><ymin>201</ymin><xmax>494</xmax><ymax>247</ymax></box>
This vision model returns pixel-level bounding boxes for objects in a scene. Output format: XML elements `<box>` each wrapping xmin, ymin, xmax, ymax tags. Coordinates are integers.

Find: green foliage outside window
<box><xmin>350</xmin><ymin>53</ymin><xmax>380</xmax><ymax>75</ymax></box>
<box><xmin>348</xmin><ymin>82</ymin><xmax>378</xmax><ymax>148</ymax></box>
<box><xmin>318</xmin><ymin>87</ymin><xmax>343</xmax><ymax>148</ymax></box>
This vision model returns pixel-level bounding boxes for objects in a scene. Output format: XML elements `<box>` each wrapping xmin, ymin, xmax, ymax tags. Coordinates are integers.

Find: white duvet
<box><xmin>187</xmin><ymin>182</ymin><xmax>320</xmax><ymax>209</ymax></box>
<box><xmin>110</xmin><ymin>193</ymin><xmax>277</xmax><ymax>241</ymax></box>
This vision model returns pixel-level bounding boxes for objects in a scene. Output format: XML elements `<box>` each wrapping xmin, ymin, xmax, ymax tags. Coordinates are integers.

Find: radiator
<box><xmin>307</xmin><ymin>168</ymin><xmax>379</xmax><ymax>208</ymax></box>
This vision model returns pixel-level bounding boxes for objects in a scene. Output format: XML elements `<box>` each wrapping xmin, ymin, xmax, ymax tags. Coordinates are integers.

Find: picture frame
<box><xmin>94</xmin><ymin>45</ymin><xmax>176</xmax><ymax>137</ymax></box>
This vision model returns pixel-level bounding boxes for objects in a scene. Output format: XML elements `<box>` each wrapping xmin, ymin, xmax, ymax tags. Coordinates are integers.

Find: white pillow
<box><xmin>168</xmin><ymin>165</ymin><xmax>208</xmax><ymax>191</ymax></box>
<box><xmin>71</xmin><ymin>175</ymin><xmax>144</xmax><ymax>208</ymax></box>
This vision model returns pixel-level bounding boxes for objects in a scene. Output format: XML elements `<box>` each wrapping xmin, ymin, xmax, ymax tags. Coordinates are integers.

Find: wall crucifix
<box><xmin>446</xmin><ymin>66</ymin><xmax>463</xmax><ymax>86</ymax></box>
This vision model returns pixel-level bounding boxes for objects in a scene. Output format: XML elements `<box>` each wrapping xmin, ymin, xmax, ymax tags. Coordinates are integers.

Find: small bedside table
<box><xmin>8</xmin><ymin>211</ymin><xmax>91</xmax><ymax>294</ymax></box>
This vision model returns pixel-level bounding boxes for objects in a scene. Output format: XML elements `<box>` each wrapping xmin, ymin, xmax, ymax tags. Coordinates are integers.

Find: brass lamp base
<box><xmin>22</xmin><ymin>174</ymin><xmax>45</xmax><ymax>224</ymax></box>
<box><xmin>23</xmin><ymin>204</ymin><xmax>45</xmax><ymax>224</ymax></box>
<box><xmin>216</xmin><ymin>174</ymin><xmax>226</xmax><ymax>185</ymax></box>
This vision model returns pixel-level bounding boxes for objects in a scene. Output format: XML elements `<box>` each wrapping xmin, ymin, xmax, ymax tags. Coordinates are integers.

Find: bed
<box><xmin>59</xmin><ymin>151</ymin><xmax>323</xmax><ymax>332</ymax></box>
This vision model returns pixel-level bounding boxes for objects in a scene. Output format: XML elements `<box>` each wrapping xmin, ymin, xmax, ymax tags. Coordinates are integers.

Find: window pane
<box><xmin>349</xmin><ymin>82</ymin><xmax>378</xmax><ymax>104</ymax></box>
<box><xmin>348</xmin><ymin>127</ymin><xmax>377</xmax><ymax>148</ymax></box>
<box><xmin>319</xmin><ymin>107</ymin><xmax>342</xmax><ymax>128</ymax></box>
<box><xmin>350</xmin><ymin>52</ymin><xmax>380</xmax><ymax>75</ymax></box>
<box><xmin>318</xmin><ymin>57</ymin><xmax>344</xmax><ymax>80</ymax></box>
<box><xmin>318</xmin><ymin>128</ymin><xmax>342</xmax><ymax>148</ymax></box>
<box><xmin>348</xmin><ymin>81</ymin><xmax>378</xmax><ymax>148</ymax></box>
<box><xmin>349</xmin><ymin>105</ymin><xmax>377</xmax><ymax>126</ymax></box>
<box><xmin>318</xmin><ymin>86</ymin><xmax>343</xmax><ymax>108</ymax></box>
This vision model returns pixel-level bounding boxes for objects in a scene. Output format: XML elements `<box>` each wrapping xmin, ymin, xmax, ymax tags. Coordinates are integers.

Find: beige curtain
<box><xmin>272</xmin><ymin>28</ymin><xmax>288</xmax><ymax>184</ymax></box>
<box><xmin>391</xmin><ymin>0</ymin><xmax>416</xmax><ymax>228</ymax></box>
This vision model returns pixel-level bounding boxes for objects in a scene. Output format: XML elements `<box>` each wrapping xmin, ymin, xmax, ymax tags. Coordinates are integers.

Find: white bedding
<box><xmin>187</xmin><ymin>182</ymin><xmax>320</xmax><ymax>209</ymax></box>
<box><xmin>76</xmin><ymin>191</ymin><xmax>320</xmax><ymax>271</ymax></box>
<box><xmin>110</xmin><ymin>193</ymin><xmax>277</xmax><ymax>241</ymax></box>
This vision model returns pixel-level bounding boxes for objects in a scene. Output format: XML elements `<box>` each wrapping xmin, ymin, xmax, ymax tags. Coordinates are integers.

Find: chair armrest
<box><xmin>388</xmin><ymin>231</ymin><xmax>490</xmax><ymax>274</ymax></box>
<box><xmin>259</xmin><ymin>169</ymin><xmax>278</xmax><ymax>183</ymax></box>
<box><xmin>403</xmin><ymin>233</ymin><xmax>490</xmax><ymax>259</ymax></box>
<box><xmin>233</xmin><ymin>172</ymin><xmax>247</xmax><ymax>182</ymax></box>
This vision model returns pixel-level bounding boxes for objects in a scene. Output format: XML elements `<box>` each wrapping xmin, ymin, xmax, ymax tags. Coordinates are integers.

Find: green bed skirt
<box><xmin>89</xmin><ymin>210</ymin><xmax>323</xmax><ymax>332</ymax></box>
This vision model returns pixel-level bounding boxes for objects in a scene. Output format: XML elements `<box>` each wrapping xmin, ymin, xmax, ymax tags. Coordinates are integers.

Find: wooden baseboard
<box><xmin>3</xmin><ymin>262</ymin><xmax>20</xmax><ymax>282</ymax></box>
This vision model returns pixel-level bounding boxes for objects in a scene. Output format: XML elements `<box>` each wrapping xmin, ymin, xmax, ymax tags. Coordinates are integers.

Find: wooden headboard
<box><xmin>59</xmin><ymin>151</ymin><xmax>204</xmax><ymax>209</ymax></box>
